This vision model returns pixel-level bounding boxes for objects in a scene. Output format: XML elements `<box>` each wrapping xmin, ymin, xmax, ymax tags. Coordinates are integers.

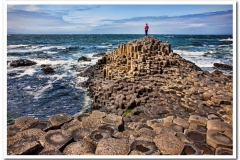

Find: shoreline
<box><xmin>7</xmin><ymin>36</ymin><xmax>233</xmax><ymax>156</ymax></box>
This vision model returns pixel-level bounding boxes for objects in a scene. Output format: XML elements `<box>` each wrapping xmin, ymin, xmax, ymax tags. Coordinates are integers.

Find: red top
<box><xmin>145</xmin><ymin>25</ymin><xmax>149</xmax><ymax>30</ymax></box>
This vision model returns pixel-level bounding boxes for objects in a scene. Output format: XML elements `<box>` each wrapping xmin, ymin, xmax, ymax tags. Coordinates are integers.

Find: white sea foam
<box><xmin>74</xmin><ymin>94</ymin><xmax>93</xmax><ymax>117</ymax></box>
<box><xmin>57</xmin><ymin>46</ymin><xmax>67</xmax><ymax>50</ymax></box>
<box><xmin>97</xmin><ymin>45</ymin><xmax>109</xmax><ymax>48</ymax></box>
<box><xmin>26</xmin><ymin>82</ymin><xmax>53</xmax><ymax>99</ymax></box>
<box><xmin>8</xmin><ymin>44</ymin><xmax>29</xmax><ymax>49</ymax></box>
<box><xmin>173</xmin><ymin>50</ymin><xmax>205</xmax><ymax>56</ymax></box>
<box><xmin>164</xmin><ymin>35</ymin><xmax>174</xmax><ymax>38</ymax></box>
<box><xmin>7</xmin><ymin>45</ymin><xmax>66</xmax><ymax>53</ymax></box>
<box><xmin>43</xmin><ymin>51</ymin><xmax>59</xmax><ymax>54</ymax></box>
<box><xmin>208</xmin><ymin>45</ymin><xmax>215</xmax><ymax>47</ymax></box>
<box><xmin>51</xmin><ymin>73</ymin><xmax>69</xmax><ymax>82</ymax></box>
<box><xmin>24</xmin><ymin>86</ymin><xmax>32</xmax><ymax>90</ymax></box>
<box><xmin>12</xmin><ymin>68</ymin><xmax>37</xmax><ymax>78</ymax></box>
<box><xmin>219</xmin><ymin>38</ymin><xmax>233</xmax><ymax>41</ymax></box>
<box><xmin>219</xmin><ymin>44</ymin><xmax>230</xmax><ymax>47</ymax></box>
<box><xmin>35</xmin><ymin>58</ymin><xmax>75</xmax><ymax>66</ymax></box>
<box><xmin>72</xmin><ymin>53</ymin><xmax>102</xmax><ymax>65</ymax></box>
<box><xmin>182</xmin><ymin>56</ymin><xmax>221</xmax><ymax>68</ymax></box>
<box><xmin>195</xmin><ymin>61</ymin><xmax>218</xmax><ymax>68</ymax></box>
<box><xmin>76</xmin><ymin>77</ymin><xmax>89</xmax><ymax>84</ymax></box>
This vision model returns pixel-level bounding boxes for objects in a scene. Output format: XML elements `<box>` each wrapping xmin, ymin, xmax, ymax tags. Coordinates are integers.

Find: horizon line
<box><xmin>7</xmin><ymin>33</ymin><xmax>233</xmax><ymax>35</ymax></box>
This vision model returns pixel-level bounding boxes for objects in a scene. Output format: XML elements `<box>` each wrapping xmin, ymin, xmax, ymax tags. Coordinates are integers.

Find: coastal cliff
<box><xmin>7</xmin><ymin>36</ymin><xmax>233</xmax><ymax>155</ymax></box>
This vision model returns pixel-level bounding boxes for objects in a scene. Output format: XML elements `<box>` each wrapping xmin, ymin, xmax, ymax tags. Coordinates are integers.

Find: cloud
<box><xmin>95</xmin><ymin>9</ymin><xmax>232</xmax><ymax>34</ymax></box>
<box><xmin>184</xmin><ymin>23</ymin><xmax>206</xmax><ymax>28</ymax></box>
<box><xmin>100</xmin><ymin>10</ymin><xmax>232</xmax><ymax>24</ymax></box>
<box><xmin>75</xmin><ymin>5</ymin><xmax>100</xmax><ymax>11</ymax></box>
<box><xmin>24</xmin><ymin>5</ymin><xmax>39</xmax><ymax>12</ymax></box>
<box><xmin>7</xmin><ymin>5</ymin><xmax>233</xmax><ymax>34</ymax></box>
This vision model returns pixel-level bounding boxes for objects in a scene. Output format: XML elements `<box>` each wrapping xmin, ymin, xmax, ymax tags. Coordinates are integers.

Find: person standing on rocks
<box><xmin>145</xmin><ymin>23</ymin><xmax>149</xmax><ymax>37</ymax></box>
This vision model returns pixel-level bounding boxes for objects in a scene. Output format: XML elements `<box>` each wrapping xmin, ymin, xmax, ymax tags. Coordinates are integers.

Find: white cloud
<box><xmin>24</xmin><ymin>5</ymin><xmax>39</xmax><ymax>12</ymax></box>
<box><xmin>7</xmin><ymin>5</ymin><xmax>233</xmax><ymax>34</ymax></box>
<box><xmin>185</xmin><ymin>23</ymin><xmax>206</xmax><ymax>28</ymax></box>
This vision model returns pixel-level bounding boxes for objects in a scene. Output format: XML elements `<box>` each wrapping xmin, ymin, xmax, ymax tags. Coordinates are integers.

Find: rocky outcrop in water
<box><xmin>42</xmin><ymin>67</ymin><xmax>54</xmax><ymax>74</ymax></box>
<box><xmin>7</xmin><ymin>36</ymin><xmax>233</xmax><ymax>155</ymax></box>
<box><xmin>213</xmin><ymin>63</ymin><xmax>233</xmax><ymax>70</ymax></box>
<box><xmin>78</xmin><ymin>56</ymin><xmax>91</xmax><ymax>62</ymax></box>
<box><xmin>10</xmin><ymin>59</ymin><xmax>37</xmax><ymax>67</ymax></box>
<box><xmin>92</xmin><ymin>52</ymin><xmax>106</xmax><ymax>57</ymax></box>
<box><xmin>41</xmin><ymin>65</ymin><xmax>55</xmax><ymax>74</ymax></box>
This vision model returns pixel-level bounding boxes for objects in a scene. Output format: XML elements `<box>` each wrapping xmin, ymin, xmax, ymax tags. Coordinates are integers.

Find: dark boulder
<box><xmin>10</xmin><ymin>59</ymin><xmax>37</xmax><ymax>67</ymax></box>
<box><xmin>92</xmin><ymin>52</ymin><xmax>106</xmax><ymax>57</ymax></box>
<box><xmin>78</xmin><ymin>56</ymin><xmax>91</xmax><ymax>62</ymax></box>
<box><xmin>41</xmin><ymin>67</ymin><xmax>55</xmax><ymax>74</ymax></box>
<box><xmin>7</xmin><ymin>73</ymin><xmax>18</xmax><ymax>77</ymax></box>
<box><xmin>211</xmin><ymin>70</ymin><xmax>223</xmax><ymax>76</ymax></box>
<box><xmin>41</xmin><ymin>64</ymin><xmax>51</xmax><ymax>68</ymax></box>
<box><xmin>213</xmin><ymin>63</ymin><xmax>232</xmax><ymax>70</ymax></box>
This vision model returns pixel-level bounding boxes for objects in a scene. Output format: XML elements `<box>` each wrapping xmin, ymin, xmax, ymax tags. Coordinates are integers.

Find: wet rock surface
<box><xmin>10</xmin><ymin>59</ymin><xmax>37</xmax><ymax>67</ymax></box>
<box><xmin>7</xmin><ymin>36</ymin><xmax>233</xmax><ymax>155</ymax></box>
<box><xmin>41</xmin><ymin>66</ymin><xmax>55</xmax><ymax>74</ymax></box>
<box><xmin>92</xmin><ymin>52</ymin><xmax>106</xmax><ymax>57</ymax></box>
<box><xmin>213</xmin><ymin>63</ymin><xmax>233</xmax><ymax>70</ymax></box>
<box><xmin>78</xmin><ymin>56</ymin><xmax>91</xmax><ymax>62</ymax></box>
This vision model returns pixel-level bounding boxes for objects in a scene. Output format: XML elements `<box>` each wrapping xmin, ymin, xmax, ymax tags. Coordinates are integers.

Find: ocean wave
<box><xmin>57</xmin><ymin>46</ymin><xmax>67</xmax><ymax>50</ymax></box>
<box><xmin>25</xmin><ymin>82</ymin><xmax>53</xmax><ymax>99</ymax></box>
<box><xmin>10</xmin><ymin>68</ymin><xmax>37</xmax><ymax>78</ymax></box>
<box><xmin>164</xmin><ymin>35</ymin><xmax>174</xmax><ymax>38</ymax></box>
<box><xmin>8</xmin><ymin>44</ymin><xmax>29</xmax><ymax>49</ymax></box>
<box><xmin>43</xmin><ymin>51</ymin><xmax>59</xmax><ymax>54</ymax></box>
<box><xmin>218</xmin><ymin>44</ymin><xmax>230</xmax><ymax>49</ymax></box>
<box><xmin>208</xmin><ymin>45</ymin><xmax>216</xmax><ymax>47</ymax></box>
<box><xmin>8</xmin><ymin>45</ymin><xmax>68</xmax><ymax>53</ymax></box>
<box><xmin>66</xmin><ymin>46</ymin><xmax>79</xmax><ymax>51</ymax></box>
<box><xmin>96</xmin><ymin>45</ymin><xmax>109</xmax><ymax>48</ymax></box>
<box><xmin>219</xmin><ymin>38</ymin><xmax>233</xmax><ymax>41</ymax></box>
<box><xmin>182</xmin><ymin>56</ymin><xmax>221</xmax><ymax>68</ymax></box>
<box><xmin>173</xmin><ymin>50</ymin><xmax>205</xmax><ymax>56</ymax></box>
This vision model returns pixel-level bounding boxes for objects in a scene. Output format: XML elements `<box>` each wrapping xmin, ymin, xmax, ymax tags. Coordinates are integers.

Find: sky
<box><xmin>7</xmin><ymin>3</ymin><xmax>233</xmax><ymax>34</ymax></box>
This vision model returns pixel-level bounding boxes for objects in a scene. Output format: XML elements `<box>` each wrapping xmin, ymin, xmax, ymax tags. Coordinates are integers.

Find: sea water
<box><xmin>6</xmin><ymin>34</ymin><xmax>233</xmax><ymax>125</ymax></box>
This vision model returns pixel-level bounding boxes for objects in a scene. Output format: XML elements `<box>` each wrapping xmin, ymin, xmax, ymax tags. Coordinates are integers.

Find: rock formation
<box><xmin>78</xmin><ymin>56</ymin><xmax>91</xmax><ymax>62</ymax></box>
<box><xmin>213</xmin><ymin>63</ymin><xmax>233</xmax><ymax>70</ymax></box>
<box><xmin>10</xmin><ymin>59</ymin><xmax>37</xmax><ymax>67</ymax></box>
<box><xmin>7</xmin><ymin>36</ymin><xmax>233</xmax><ymax>156</ymax></box>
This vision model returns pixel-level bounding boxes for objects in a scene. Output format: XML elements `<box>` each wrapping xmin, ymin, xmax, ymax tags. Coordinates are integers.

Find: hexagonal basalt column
<box><xmin>84</xmin><ymin>129</ymin><xmax>112</xmax><ymax>146</ymax></box>
<box><xmin>7</xmin><ymin>124</ymin><xmax>20</xmax><ymax>138</ymax></box>
<box><xmin>207</xmin><ymin>120</ymin><xmax>232</xmax><ymax>132</ymax></box>
<box><xmin>39</xmin><ymin>148</ymin><xmax>63</xmax><ymax>155</ymax></box>
<box><xmin>185</xmin><ymin>130</ymin><xmax>206</xmax><ymax>143</ymax></box>
<box><xmin>195</xmin><ymin>143</ymin><xmax>215</xmax><ymax>155</ymax></box>
<box><xmin>8</xmin><ymin>139</ymin><xmax>43</xmax><ymax>155</ymax></box>
<box><xmin>189</xmin><ymin>115</ymin><xmax>208</xmax><ymax>126</ymax></box>
<box><xmin>181</xmin><ymin>143</ymin><xmax>203</xmax><ymax>155</ymax></box>
<box><xmin>8</xmin><ymin>128</ymin><xmax>45</xmax><ymax>155</ymax></box>
<box><xmin>215</xmin><ymin>147</ymin><xmax>232</xmax><ymax>155</ymax></box>
<box><xmin>39</xmin><ymin>130</ymin><xmax>73</xmax><ymax>151</ymax></box>
<box><xmin>27</xmin><ymin>120</ymin><xmax>52</xmax><ymax>131</ymax></box>
<box><xmin>14</xmin><ymin>117</ymin><xmax>39</xmax><ymax>131</ymax></box>
<box><xmin>49</xmin><ymin>114</ymin><xmax>73</xmax><ymax>129</ymax></box>
<box><xmin>206</xmin><ymin>129</ymin><xmax>232</xmax><ymax>148</ymax></box>
<box><xmin>71</xmin><ymin>127</ymin><xmax>92</xmax><ymax>141</ymax></box>
<box><xmin>95</xmin><ymin>138</ymin><xmax>130</xmax><ymax>155</ymax></box>
<box><xmin>154</xmin><ymin>132</ymin><xmax>184</xmax><ymax>155</ymax></box>
<box><xmin>130</xmin><ymin>139</ymin><xmax>158</xmax><ymax>155</ymax></box>
<box><xmin>63</xmin><ymin>140</ymin><xmax>95</xmax><ymax>155</ymax></box>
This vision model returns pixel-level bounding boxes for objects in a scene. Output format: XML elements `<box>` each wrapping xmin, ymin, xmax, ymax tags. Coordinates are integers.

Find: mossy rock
<box><xmin>123</xmin><ymin>109</ymin><xmax>133</xmax><ymax>117</ymax></box>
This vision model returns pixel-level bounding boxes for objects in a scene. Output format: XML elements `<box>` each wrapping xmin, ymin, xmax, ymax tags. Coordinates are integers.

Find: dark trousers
<box><xmin>145</xmin><ymin>30</ymin><xmax>148</xmax><ymax>36</ymax></box>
